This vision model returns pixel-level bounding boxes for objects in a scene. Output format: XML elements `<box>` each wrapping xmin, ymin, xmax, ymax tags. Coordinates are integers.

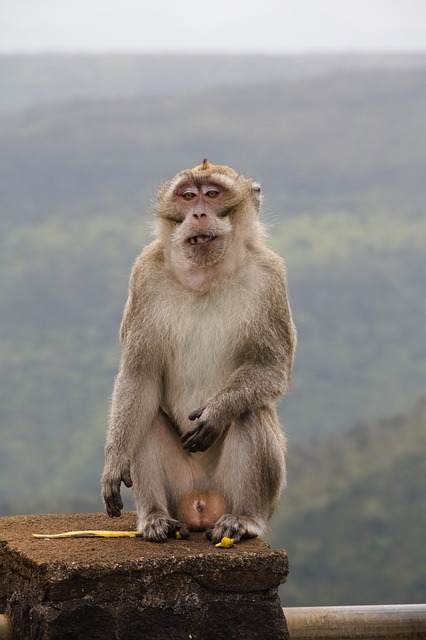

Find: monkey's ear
<box><xmin>251</xmin><ymin>181</ymin><xmax>262</xmax><ymax>212</ymax></box>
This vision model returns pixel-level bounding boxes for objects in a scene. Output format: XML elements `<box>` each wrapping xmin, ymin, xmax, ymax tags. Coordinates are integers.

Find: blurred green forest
<box><xmin>1</xmin><ymin>52</ymin><xmax>425</xmax><ymax>115</ymax></box>
<box><xmin>271</xmin><ymin>399</ymin><xmax>426</xmax><ymax>606</ymax></box>
<box><xmin>0</xmin><ymin>54</ymin><xmax>425</xmax><ymax>605</ymax></box>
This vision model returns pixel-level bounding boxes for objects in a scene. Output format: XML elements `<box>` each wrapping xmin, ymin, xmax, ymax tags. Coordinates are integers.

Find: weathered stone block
<box><xmin>0</xmin><ymin>512</ymin><xmax>289</xmax><ymax>640</ymax></box>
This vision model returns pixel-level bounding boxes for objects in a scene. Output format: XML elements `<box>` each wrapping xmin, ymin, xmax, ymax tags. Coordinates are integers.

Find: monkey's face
<box><xmin>170</xmin><ymin>180</ymin><xmax>233</xmax><ymax>266</ymax></box>
<box><xmin>156</xmin><ymin>161</ymin><xmax>261</xmax><ymax>269</ymax></box>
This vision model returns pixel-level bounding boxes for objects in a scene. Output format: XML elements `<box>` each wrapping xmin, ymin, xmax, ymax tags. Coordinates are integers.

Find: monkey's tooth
<box><xmin>188</xmin><ymin>235</ymin><xmax>217</xmax><ymax>245</ymax></box>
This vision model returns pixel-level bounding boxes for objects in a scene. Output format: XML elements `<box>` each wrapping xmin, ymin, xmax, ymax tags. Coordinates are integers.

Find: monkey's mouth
<box><xmin>187</xmin><ymin>234</ymin><xmax>217</xmax><ymax>247</ymax></box>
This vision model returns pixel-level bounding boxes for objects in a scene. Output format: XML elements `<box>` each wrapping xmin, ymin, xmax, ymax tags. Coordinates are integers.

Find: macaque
<box><xmin>101</xmin><ymin>159</ymin><xmax>296</xmax><ymax>543</ymax></box>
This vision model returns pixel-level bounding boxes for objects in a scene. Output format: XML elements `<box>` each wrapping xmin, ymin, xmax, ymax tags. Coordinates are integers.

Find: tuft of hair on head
<box><xmin>189</xmin><ymin>159</ymin><xmax>240</xmax><ymax>183</ymax></box>
<box><xmin>199</xmin><ymin>158</ymin><xmax>213</xmax><ymax>170</ymax></box>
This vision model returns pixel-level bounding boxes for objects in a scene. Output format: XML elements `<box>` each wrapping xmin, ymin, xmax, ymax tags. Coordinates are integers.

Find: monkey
<box><xmin>101</xmin><ymin>159</ymin><xmax>296</xmax><ymax>543</ymax></box>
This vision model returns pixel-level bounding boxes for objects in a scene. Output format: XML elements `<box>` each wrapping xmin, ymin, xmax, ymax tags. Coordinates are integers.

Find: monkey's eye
<box><xmin>201</xmin><ymin>184</ymin><xmax>220</xmax><ymax>199</ymax></box>
<box><xmin>182</xmin><ymin>191</ymin><xmax>196</xmax><ymax>201</ymax></box>
<box><xmin>205</xmin><ymin>190</ymin><xmax>220</xmax><ymax>199</ymax></box>
<box><xmin>181</xmin><ymin>186</ymin><xmax>198</xmax><ymax>200</ymax></box>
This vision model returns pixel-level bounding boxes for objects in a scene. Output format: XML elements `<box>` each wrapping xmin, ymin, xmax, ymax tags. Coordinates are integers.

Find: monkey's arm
<box><xmin>180</xmin><ymin>358</ymin><xmax>291</xmax><ymax>453</ymax></box>
<box><xmin>102</xmin><ymin>255</ymin><xmax>164</xmax><ymax>517</ymax></box>
<box><xmin>102</xmin><ymin>367</ymin><xmax>161</xmax><ymax>517</ymax></box>
<box><xmin>103</xmin><ymin>246</ymin><xmax>167</xmax><ymax>514</ymax></box>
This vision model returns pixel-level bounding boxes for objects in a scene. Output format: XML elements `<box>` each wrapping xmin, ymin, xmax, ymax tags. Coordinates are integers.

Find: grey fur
<box><xmin>101</xmin><ymin>161</ymin><xmax>296</xmax><ymax>542</ymax></box>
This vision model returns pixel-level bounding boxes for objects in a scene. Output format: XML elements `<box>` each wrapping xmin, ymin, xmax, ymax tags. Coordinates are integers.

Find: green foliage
<box><xmin>270</xmin><ymin>400</ymin><xmax>426</xmax><ymax>605</ymax></box>
<box><xmin>0</xmin><ymin>217</ymin><xmax>146</xmax><ymax>499</ymax></box>
<box><xmin>0</xmin><ymin>55</ymin><xmax>425</xmax><ymax>605</ymax></box>
<box><xmin>272</xmin><ymin>210</ymin><xmax>426</xmax><ymax>438</ymax></box>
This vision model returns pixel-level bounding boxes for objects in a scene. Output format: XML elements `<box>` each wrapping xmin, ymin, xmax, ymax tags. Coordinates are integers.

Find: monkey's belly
<box><xmin>177</xmin><ymin>490</ymin><xmax>227</xmax><ymax>531</ymax></box>
<box><xmin>162</xmin><ymin>350</ymin><xmax>234</xmax><ymax>433</ymax></box>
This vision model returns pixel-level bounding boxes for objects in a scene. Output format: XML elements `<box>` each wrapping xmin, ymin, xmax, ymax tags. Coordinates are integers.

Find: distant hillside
<box><xmin>271</xmin><ymin>399</ymin><xmax>426</xmax><ymax>606</ymax></box>
<box><xmin>0</xmin><ymin>55</ymin><xmax>424</xmax><ymax>608</ymax></box>
<box><xmin>1</xmin><ymin>68</ymin><xmax>426</xmax><ymax>226</ymax></box>
<box><xmin>1</xmin><ymin>52</ymin><xmax>426</xmax><ymax>114</ymax></box>
<box><xmin>0</xmin><ymin>61</ymin><xmax>425</xmax><ymax>517</ymax></box>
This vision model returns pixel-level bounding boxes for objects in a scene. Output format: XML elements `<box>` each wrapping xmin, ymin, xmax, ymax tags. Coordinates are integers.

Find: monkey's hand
<box><xmin>101</xmin><ymin>460</ymin><xmax>132</xmax><ymax>518</ymax></box>
<box><xmin>181</xmin><ymin>407</ymin><xmax>219</xmax><ymax>453</ymax></box>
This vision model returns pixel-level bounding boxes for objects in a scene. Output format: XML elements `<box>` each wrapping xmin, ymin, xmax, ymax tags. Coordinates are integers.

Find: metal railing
<box><xmin>2</xmin><ymin>604</ymin><xmax>426</xmax><ymax>639</ymax></box>
<box><xmin>283</xmin><ymin>604</ymin><xmax>426</xmax><ymax>639</ymax></box>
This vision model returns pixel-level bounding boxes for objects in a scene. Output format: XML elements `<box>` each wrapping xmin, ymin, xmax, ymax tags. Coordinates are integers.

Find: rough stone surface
<box><xmin>0</xmin><ymin>512</ymin><xmax>289</xmax><ymax>640</ymax></box>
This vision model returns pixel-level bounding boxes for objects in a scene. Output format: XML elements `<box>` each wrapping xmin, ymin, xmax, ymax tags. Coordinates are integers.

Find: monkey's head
<box><xmin>155</xmin><ymin>160</ymin><xmax>262</xmax><ymax>268</ymax></box>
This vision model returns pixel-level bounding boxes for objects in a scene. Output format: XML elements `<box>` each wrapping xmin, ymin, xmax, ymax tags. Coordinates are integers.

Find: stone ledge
<box><xmin>0</xmin><ymin>512</ymin><xmax>289</xmax><ymax>640</ymax></box>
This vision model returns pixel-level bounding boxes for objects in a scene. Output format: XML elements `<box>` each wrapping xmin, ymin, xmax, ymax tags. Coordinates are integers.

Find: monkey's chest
<box><xmin>161</xmin><ymin>300</ymin><xmax>240</xmax><ymax>427</ymax></box>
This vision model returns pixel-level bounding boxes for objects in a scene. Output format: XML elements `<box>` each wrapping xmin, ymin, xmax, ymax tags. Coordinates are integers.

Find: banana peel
<box><xmin>32</xmin><ymin>531</ymin><xmax>235</xmax><ymax>546</ymax></box>
<box><xmin>32</xmin><ymin>530</ymin><xmax>140</xmax><ymax>539</ymax></box>
<box><xmin>215</xmin><ymin>536</ymin><xmax>235</xmax><ymax>548</ymax></box>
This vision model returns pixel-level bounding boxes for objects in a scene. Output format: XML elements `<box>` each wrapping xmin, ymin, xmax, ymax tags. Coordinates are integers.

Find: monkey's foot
<box><xmin>138</xmin><ymin>513</ymin><xmax>190</xmax><ymax>542</ymax></box>
<box><xmin>206</xmin><ymin>514</ymin><xmax>264</xmax><ymax>544</ymax></box>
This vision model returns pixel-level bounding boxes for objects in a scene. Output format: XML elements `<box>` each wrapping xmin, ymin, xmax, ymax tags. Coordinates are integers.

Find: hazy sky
<box><xmin>1</xmin><ymin>0</ymin><xmax>426</xmax><ymax>54</ymax></box>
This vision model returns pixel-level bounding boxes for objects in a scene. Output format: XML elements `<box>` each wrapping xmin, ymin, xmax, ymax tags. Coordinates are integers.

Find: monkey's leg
<box><xmin>131</xmin><ymin>411</ymin><xmax>193</xmax><ymax>541</ymax></box>
<box><xmin>209</xmin><ymin>407</ymin><xmax>286</xmax><ymax>544</ymax></box>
